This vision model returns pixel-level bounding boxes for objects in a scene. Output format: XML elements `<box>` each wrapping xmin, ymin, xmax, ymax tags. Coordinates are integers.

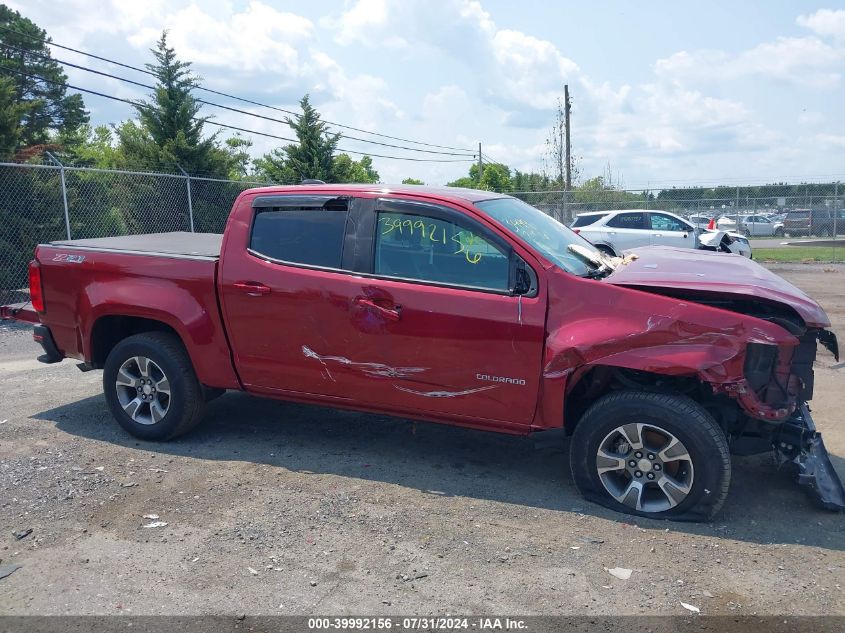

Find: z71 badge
<box><xmin>52</xmin><ymin>253</ymin><xmax>86</xmax><ymax>263</ymax></box>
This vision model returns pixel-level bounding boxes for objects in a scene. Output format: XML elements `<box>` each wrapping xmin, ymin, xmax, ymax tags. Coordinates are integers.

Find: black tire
<box><xmin>774</xmin><ymin>228</ymin><xmax>784</xmax><ymax>238</ymax></box>
<box><xmin>569</xmin><ymin>391</ymin><xmax>730</xmax><ymax>522</ymax></box>
<box><xmin>596</xmin><ymin>244</ymin><xmax>616</xmax><ymax>257</ymax></box>
<box><xmin>103</xmin><ymin>332</ymin><xmax>206</xmax><ymax>441</ymax></box>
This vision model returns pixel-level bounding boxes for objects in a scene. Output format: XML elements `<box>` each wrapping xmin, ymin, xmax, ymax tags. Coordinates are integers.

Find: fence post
<box><xmin>735</xmin><ymin>186</ymin><xmax>740</xmax><ymax>231</ymax></box>
<box><xmin>45</xmin><ymin>152</ymin><xmax>71</xmax><ymax>240</ymax></box>
<box><xmin>835</xmin><ymin>181</ymin><xmax>839</xmax><ymax>264</ymax></box>
<box><xmin>177</xmin><ymin>164</ymin><xmax>195</xmax><ymax>232</ymax></box>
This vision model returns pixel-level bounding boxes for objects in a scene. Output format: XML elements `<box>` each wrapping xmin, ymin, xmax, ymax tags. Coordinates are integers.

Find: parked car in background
<box><xmin>782</xmin><ymin>209</ymin><xmax>834</xmax><ymax>237</ymax></box>
<box><xmin>572</xmin><ymin>210</ymin><xmax>752</xmax><ymax>258</ymax></box>
<box><xmin>717</xmin><ymin>214</ymin><xmax>784</xmax><ymax>237</ymax></box>
<box><xmin>686</xmin><ymin>215</ymin><xmax>713</xmax><ymax>230</ymax></box>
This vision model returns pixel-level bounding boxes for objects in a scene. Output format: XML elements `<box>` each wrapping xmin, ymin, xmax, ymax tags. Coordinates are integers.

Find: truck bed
<box><xmin>49</xmin><ymin>232</ymin><xmax>222</xmax><ymax>259</ymax></box>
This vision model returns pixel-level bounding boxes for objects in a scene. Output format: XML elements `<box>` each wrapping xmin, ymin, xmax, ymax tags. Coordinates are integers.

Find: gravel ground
<box><xmin>0</xmin><ymin>264</ymin><xmax>843</xmax><ymax>616</ymax></box>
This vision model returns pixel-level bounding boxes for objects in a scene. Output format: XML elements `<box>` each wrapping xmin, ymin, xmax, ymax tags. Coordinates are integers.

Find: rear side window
<box><xmin>649</xmin><ymin>213</ymin><xmax>688</xmax><ymax>232</ymax></box>
<box><xmin>572</xmin><ymin>213</ymin><xmax>607</xmax><ymax>227</ymax></box>
<box><xmin>374</xmin><ymin>211</ymin><xmax>509</xmax><ymax>291</ymax></box>
<box><xmin>250</xmin><ymin>198</ymin><xmax>349</xmax><ymax>268</ymax></box>
<box><xmin>606</xmin><ymin>212</ymin><xmax>646</xmax><ymax>229</ymax></box>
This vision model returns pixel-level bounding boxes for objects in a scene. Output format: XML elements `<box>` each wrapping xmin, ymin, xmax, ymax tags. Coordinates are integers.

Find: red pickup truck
<box><xmin>2</xmin><ymin>184</ymin><xmax>842</xmax><ymax>521</ymax></box>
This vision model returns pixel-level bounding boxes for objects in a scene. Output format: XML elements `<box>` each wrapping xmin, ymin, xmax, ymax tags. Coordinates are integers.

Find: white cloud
<box><xmin>127</xmin><ymin>2</ymin><xmax>315</xmax><ymax>75</ymax></box>
<box><xmin>654</xmin><ymin>36</ymin><xmax>844</xmax><ymax>87</ymax></box>
<box><xmin>797</xmin><ymin>8</ymin><xmax>845</xmax><ymax>42</ymax></box>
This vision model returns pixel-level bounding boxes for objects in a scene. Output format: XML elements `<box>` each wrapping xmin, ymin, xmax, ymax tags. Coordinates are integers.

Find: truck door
<box><xmin>219</xmin><ymin>194</ymin><xmax>395</xmax><ymax>401</ymax></box>
<box><xmin>335</xmin><ymin>197</ymin><xmax>545</xmax><ymax>426</ymax></box>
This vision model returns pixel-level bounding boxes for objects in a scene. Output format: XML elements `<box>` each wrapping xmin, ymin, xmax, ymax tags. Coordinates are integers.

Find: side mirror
<box><xmin>511</xmin><ymin>258</ymin><xmax>535</xmax><ymax>296</ymax></box>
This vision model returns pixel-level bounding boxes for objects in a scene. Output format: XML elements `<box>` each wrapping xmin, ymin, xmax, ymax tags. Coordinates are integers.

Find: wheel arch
<box><xmin>90</xmin><ymin>314</ymin><xmax>182</xmax><ymax>369</ymax></box>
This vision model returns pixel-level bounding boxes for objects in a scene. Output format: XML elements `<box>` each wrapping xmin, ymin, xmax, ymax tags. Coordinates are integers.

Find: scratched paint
<box><xmin>393</xmin><ymin>385</ymin><xmax>496</xmax><ymax>398</ymax></box>
<box><xmin>302</xmin><ymin>345</ymin><xmax>428</xmax><ymax>381</ymax></box>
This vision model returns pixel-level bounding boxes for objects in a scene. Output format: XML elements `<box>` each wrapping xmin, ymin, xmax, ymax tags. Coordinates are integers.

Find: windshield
<box><xmin>476</xmin><ymin>197</ymin><xmax>606</xmax><ymax>277</ymax></box>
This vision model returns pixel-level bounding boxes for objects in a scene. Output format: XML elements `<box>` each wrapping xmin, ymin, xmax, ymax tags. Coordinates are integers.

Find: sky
<box><xmin>7</xmin><ymin>0</ymin><xmax>845</xmax><ymax>188</ymax></box>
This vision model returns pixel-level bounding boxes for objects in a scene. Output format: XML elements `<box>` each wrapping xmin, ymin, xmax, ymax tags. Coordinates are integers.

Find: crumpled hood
<box><xmin>601</xmin><ymin>246</ymin><xmax>830</xmax><ymax>328</ymax></box>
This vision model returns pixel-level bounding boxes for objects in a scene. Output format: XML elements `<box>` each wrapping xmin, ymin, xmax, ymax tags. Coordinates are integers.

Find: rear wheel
<box><xmin>569</xmin><ymin>391</ymin><xmax>730</xmax><ymax>521</ymax></box>
<box><xmin>103</xmin><ymin>332</ymin><xmax>206</xmax><ymax>441</ymax></box>
<box><xmin>595</xmin><ymin>244</ymin><xmax>616</xmax><ymax>257</ymax></box>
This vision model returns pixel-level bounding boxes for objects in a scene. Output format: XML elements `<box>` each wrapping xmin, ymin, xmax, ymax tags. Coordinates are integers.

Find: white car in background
<box><xmin>717</xmin><ymin>214</ymin><xmax>784</xmax><ymax>237</ymax></box>
<box><xmin>571</xmin><ymin>209</ymin><xmax>752</xmax><ymax>258</ymax></box>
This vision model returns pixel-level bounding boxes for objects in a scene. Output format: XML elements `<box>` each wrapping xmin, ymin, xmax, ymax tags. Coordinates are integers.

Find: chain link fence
<box><xmin>511</xmin><ymin>183</ymin><xmax>842</xmax><ymax>263</ymax></box>
<box><xmin>1</xmin><ymin>163</ymin><xmax>842</xmax><ymax>304</ymax></box>
<box><xmin>0</xmin><ymin>160</ymin><xmax>266</xmax><ymax>304</ymax></box>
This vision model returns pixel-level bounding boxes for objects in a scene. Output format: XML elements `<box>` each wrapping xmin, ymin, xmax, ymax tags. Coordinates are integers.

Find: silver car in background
<box><xmin>571</xmin><ymin>209</ymin><xmax>752</xmax><ymax>258</ymax></box>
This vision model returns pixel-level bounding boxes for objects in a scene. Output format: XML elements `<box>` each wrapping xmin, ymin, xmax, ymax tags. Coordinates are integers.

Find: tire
<box><xmin>774</xmin><ymin>228</ymin><xmax>784</xmax><ymax>238</ymax></box>
<box><xmin>103</xmin><ymin>332</ymin><xmax>206</xmax><ymax>441</ymax></box>
<box><xmin>596</xmin><ymin>244</ymin><xmax>616</xmax><ymax>257</ymax></box>
<box><xmin>569</xmin><ymin>391</ymin><xmax>730</xmax><ymax>522</ymax></box>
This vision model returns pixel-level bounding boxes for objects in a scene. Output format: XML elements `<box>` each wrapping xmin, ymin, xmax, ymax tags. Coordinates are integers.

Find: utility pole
<box><xmin>564</xmin><ymin>84</ymin><xmax>572</xmax><ymax>190</ymax></box>
<box><xmin>557</xmin><ymin>100</ymin><xmax>564</xmax><ymax>187</ymax></box>
<box><xmin>478</xmin><ymin>142</ymin><xmax>483</xmax><ymax>183</ymax></box>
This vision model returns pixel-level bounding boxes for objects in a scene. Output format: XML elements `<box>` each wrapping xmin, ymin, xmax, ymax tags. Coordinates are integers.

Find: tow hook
<box><xmin>774</xmin><ymin>403</ymin><xmax>845</xmax><ymax>511</ymax></box>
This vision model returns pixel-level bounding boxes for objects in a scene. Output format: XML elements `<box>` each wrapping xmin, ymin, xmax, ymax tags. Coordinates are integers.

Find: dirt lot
<box><xmin>0</xmin><ymin>263</ymin><xmax>843</xmax><ymax>616</ymax></box>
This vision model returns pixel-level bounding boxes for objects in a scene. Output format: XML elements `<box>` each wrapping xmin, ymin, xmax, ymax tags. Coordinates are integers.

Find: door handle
<box><xmin>355</xmin><ymin>297</ymin><xmax>402</xmax><ymax>321</ymax></box>
<box><xmin>652</xmin><ymin>233</ymin><xmax>663</xmax><ymax>237</ymax></box>
<box><xmin>233</xmin><ymin>281</ymin><xmax>271</xmax><ymax>296</ymax></box>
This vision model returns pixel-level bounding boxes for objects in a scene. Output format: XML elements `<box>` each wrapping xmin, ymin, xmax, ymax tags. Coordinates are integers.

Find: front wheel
<box><xmin>103</xmin><ymin>332</ymin><xmax>206</xmax><ymax>441</ymax></box>
<box><xmin>569</xmin><ymin>391</ymin><xmax>731</xmax><ymax>521</ymax></box>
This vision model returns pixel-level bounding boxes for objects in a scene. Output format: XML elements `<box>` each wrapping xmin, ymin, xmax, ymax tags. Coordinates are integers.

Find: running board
<box><xmin>774</xmin><ymin>403</ymin><xmax>845</xmax><ymax>511</ymax></box>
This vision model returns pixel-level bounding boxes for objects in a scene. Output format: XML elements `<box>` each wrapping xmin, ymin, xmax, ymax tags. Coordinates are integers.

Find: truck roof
<box><xmin>244</xmin><ymin>183</ymin><xmax>510</xmax><ymax>204</ymax></box>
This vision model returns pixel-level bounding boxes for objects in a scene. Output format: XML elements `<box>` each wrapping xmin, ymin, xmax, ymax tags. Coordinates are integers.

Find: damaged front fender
<box><xmin>540</xmin><ymin>272</ymin><xmax>802</xmax><ymax>427</ymax></box>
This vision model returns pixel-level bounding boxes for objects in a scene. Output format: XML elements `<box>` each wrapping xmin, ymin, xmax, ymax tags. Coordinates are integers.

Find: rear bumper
<box><xmin>0</xmin><ymin>304</ymin><xmax>64</xmax><ymax>364</ymax></box>
<box><xmin>32</xmin><ymin>325</ymin><xmax>64</xmax><ymax>364</ymax></box>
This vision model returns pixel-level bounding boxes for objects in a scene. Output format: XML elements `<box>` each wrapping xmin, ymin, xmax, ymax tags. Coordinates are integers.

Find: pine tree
<box><xmin>0</xmin><ymin>5</ymin><xmax>88</xmax><ymax>151</ymax></box>
<box><xmin>117</xmin><ymin>31</ymin><xmax>230</xmax><ymax>176</ymax></box>
<box><xmin>256</xmin><ymin>95</ymin><xmax>341</xmax><ymax>182</ymax></box>
<box><xmin>0</xmin><ymin>76</ymin><xmax>23</xmax><ymax>157</ymax></box>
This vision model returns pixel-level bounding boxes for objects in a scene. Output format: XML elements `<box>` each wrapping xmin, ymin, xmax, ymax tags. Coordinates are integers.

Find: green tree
<box><xmin>0</xmin><ymin>76</ymin><xmax>23</xmax><ymax>157</ymax></box>
<box><xmin>447</xmin><ymin>162</ymin><xmax>512</xmax><ymax>191</ymax></box>
<box><xmin>402</xmin><ymin>177</ymin><xmax>424</xmax><ymax>185</ymax></box>
<box><xmin>256</xmin><ymin>94</ymin><xmax>340</xmax><ymax>183</ymax></box>
<box><xmin>223</xmin><ymin>134</ymin><xmax>254</xmax><ymax>180</ymax></box>
<box><xmin>0</xmin><ymin>4</ymin><xmax>88</xmax><ymax>152</ymax></box>
<box><xmin>333</xmin><ymin>153</ymin><xmax>379</xmax><ymax>183</ymax></box>
<box><xmin>117</xmin><ymin>31</ymin><xmax>231</xmax><ymax>176</ymax></box>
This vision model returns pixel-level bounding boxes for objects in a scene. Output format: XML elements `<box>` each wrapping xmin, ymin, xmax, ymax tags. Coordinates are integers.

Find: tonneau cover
<box><xmin>49</xmin><ymin>232</ymin><xmax>222</xmax><ymax>258</ymax></box>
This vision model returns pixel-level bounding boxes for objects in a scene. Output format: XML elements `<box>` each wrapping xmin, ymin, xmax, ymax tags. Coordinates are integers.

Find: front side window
<box><xmin>606</xmin><ymin>212</ymin><xmax>646</xmax><ymax>229</ymax></box>
<box><xmin>249</xmin><ymin>199</ymin><xmax>349</xmax><ymax>268</ymax></box>
<box><xmin>649</xmin><ymin>213</ymin><xmax>688</xmax><ymax>232</ymax></box>
<box><xmin>374</xmin><ymin>211</ymin><xmax>509</xmax><ymax>291</ymax></box>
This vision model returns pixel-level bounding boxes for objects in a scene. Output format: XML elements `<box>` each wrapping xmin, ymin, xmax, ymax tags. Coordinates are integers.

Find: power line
<box><xmin>0</xmin><ymin>42</ymin><xmax>475</xmax><ymax>157</ymax></box>
<box><xmin>0</xmin><ymin>66</ymin><xmax>476</xmax><ymax>163</ymax></box>
<box><xmin>0</xmin><ymin>24</ymin><xmax>476</xmax><ymax>153</ymax></box>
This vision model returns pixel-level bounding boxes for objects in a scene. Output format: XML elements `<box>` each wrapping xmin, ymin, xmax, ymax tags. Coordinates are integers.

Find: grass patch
<box><xmin>754</xmin><ymin>246</ymin><xmax>843</xmax><ymax>263</ymax></box>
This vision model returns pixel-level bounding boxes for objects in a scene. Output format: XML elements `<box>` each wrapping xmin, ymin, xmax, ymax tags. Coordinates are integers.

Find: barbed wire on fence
<box><xmin>0</xmin><ymin>162</ymin><xmax>842</xmax><ymax>304</ymax></box>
